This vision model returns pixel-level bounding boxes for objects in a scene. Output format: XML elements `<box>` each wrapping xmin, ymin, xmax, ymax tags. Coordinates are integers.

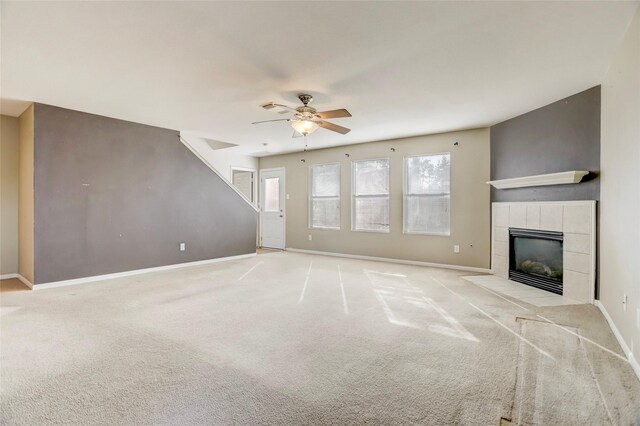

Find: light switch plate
<box><xmin>454</xmin><ymin>245</ymin><xmax>460</xmax><ymax>253</ymax></box>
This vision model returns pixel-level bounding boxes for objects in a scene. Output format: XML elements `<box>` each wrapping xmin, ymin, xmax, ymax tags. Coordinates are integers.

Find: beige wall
<box><xmin>1</xmin><ymin>115</ymin><xmax>20</xmax><ymax>275</ymax></box>
<box><xmin>600</xmin><ymin>7</ymin><xmax>640</xmax><ymax>373</ymax></box>
<box><xmin>259</xmin><ymin>128</ymin><xmax>490</xmax><ymax>269</ymax></box>
<box><xmin>18</xmin><ymin>104</ymin><xmax>34</xmax><ymax>283</ymax></box>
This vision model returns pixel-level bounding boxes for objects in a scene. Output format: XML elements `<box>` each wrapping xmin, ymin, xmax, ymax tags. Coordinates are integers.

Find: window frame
<box><xmin>403</xmin><ymin>152</ymin><xmax>452</xmax><ymax>236</ymax></box>
<box><xmin>351</xmin><ymin>157</ymin><xmax>391</xmax><ymax>233</ymax></box>
<box><xmin>308</xmin><ymin>162</ymin><xmax>341</xmax><ymax>230</ymax></box>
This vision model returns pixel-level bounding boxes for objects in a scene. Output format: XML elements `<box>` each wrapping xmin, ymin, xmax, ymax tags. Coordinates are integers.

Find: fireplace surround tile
<box><xmin>509</xmin><ymin>205</ymin><xmax>527</xmax><ymax>228</ymax></box>
<box><xmin>520</xmin><ymin>295</ymin><xmax>581</xmax><ymax>307</ymax></box>
<box><xmin>564</xmin><ymin>251</ymin><xmax>591</xmax><ymax>274</ymax></box>
<box><xmin>564</xmin><ymin>233</ymin><xmax>591</xmax><ymax>254</ymax></box>
<box><xmin>495</xmin><ymin>226</ymin><xmax>509</xmax><ymax>242</ymax></box>
<box><xmin>461</xmin><ymin>275</ymin><xmax>582</xmax><ymax>307</ymax></box>
<box><xmin>492</xmin><ymin>200</ymin><xmax>596</xmax><ymax>304</ymax></box>
<box><xmin>494</xmin><ymin>205</ymin><xmax>509</xmax><ymax>227</ymax></box>
<box><xmin>495</xmin><ymin>241</ymin><xmax>509</xmax><ymax>257</ymax></box>
<box><xmin>526</xmin><ymin>205</ymin><xmax>541</xmax><ymax>229</ymax></box>
<box><xmin>507</xmin><ymin>287</ymin><xmax>549</xmax><ymax>297</ymax></box>
<box><xmin>563</xmin><ymin>270</ymin><xmax>591</xmax><ymax>302</ymax></box>
<box><xmin>540</xmin><ymin>204</ymin><xmax>563</xmax><ymax>231</ymax></box>
<box><xmin>563</xmin><ymin>204</ymin><xmax>592</xmax><ymax>234</ymax></box>
<box><xmin>494</xmin><ymin>255</ymin><xmax>508</xmax><ymax>277</ymax></box>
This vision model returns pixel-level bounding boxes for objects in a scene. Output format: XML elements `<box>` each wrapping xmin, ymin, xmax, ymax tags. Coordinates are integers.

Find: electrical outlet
<box><xmin>286</xmin><ymin>194</ymin><xmax>290</xmax><ymax>200</ymax></box>
<box><xmin>308</xmin><ymin>234</ymin><xmax>312</xmax><ymax>241</ymax></box>
<box><xmin>454</xmin><ymin>245</ymin><xmax>460</xmax><ymax>253</ymax></box>
<box><xmin>179</xmin><ymin>242</ymin><xmax>186</xmax><ymax>252</ymax></box>
<box><xmin>623</xmin><ymin>294</ymin><xmax>627</xmax><ymax>312</ymax></box>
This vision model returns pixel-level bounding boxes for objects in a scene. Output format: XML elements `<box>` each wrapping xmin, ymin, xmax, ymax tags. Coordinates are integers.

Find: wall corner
<box><xmin>18</xmin><ymin>103</ymin><xmax>35</xmax><ymax>284</ymax></box>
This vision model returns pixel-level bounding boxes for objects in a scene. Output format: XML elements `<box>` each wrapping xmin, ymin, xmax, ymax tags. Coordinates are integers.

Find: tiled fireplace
<box><xmin>492</xmin><ymin>201</ymin><xmax>596</xmax><ymax>304</ymax></box>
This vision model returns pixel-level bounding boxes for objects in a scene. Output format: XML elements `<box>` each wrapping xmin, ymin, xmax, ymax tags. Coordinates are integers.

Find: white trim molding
<box><xmin>31</xmin><ymin>253</ymin><xmax>256</xmax><ymax>290</ymax></box>
<box><xmin>17</xmin><ymin>274</ymin><xmax>34</xmax><ymax>289</ymax></box>
<box><xmin>286</xmin><ymin>248</ymin><xmax>491</xmax><ymax>273</ymax></box>
<box><xmin>0</xmin><ymin>273</ymin><xmax>18</xmax><ymax>280</ymax></box>
<box><xmin>487</xmin><ymin>170</ymin><xmax>589</xmax><ymax>189</ymax></box>
<box><xmin>595</xmin><ymin>300</ymin><xmax>640</xmax><ymax>381</ymax></box>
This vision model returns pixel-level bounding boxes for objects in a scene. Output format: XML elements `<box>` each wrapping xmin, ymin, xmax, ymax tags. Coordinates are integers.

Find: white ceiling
<box><xmin>1</xmin><ymin>1</ymin><xmax>637</xmax><ymax>156</ymax></box>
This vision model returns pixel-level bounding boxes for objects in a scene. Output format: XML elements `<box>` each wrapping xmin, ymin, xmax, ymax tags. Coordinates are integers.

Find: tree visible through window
<box><xmin>352</xmin><ymin>159</ymin><xmax>390</xmax><ymax>232</ymax></box>
<box><xmin>404</xmin><ymin>154</ymin><xmax>451</xmax><ymax>235</ymax></box>
<box><xmin>309</xmin><ymin>163</ymin><xmax>340</xmax><ymax>229</ymax></box>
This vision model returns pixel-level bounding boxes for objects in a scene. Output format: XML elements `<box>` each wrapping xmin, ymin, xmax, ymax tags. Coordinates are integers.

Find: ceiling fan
<box><xmin>252</xmin><ymin>94</ymin><xmax>352</xmax><ymax>138</ymax></box>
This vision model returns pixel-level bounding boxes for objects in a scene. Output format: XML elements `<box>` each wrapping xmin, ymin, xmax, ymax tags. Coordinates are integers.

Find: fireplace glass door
<box><xmin>509</xmin><ymin>228</ymin><xmax>563</xmax><ymax>295</ymax></box>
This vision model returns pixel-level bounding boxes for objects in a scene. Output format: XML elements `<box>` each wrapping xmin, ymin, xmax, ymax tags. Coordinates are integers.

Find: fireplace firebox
<box><xmin>509</xmin><ymin>228</ymin><xmax>563</xmax><ymax>295</ymax></box>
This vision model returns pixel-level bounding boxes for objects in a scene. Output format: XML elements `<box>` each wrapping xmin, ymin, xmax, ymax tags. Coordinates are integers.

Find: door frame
<box><xmin>259</xmin><ymin>167</ymin><xmax>286</xmax><ymax>249</ymax></box>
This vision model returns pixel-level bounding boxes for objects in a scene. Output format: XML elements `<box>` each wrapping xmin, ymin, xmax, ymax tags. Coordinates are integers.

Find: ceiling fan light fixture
<box><xmin>291</xmin><ymin>119</ymin><xmax>319</xmax><ymax>135</ymax></box>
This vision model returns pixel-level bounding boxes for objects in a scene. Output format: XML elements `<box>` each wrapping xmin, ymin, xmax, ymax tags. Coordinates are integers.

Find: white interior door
<box><xmin>260</xmin><ymin>168</ymin><xmax>285</xmax><ymax>249</ymax></box>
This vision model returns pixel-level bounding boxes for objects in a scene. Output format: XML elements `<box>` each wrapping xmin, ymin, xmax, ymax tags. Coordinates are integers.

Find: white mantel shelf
<box><xmin>487</xmin><ymin>170</ymin><xmax>589</xmax><ymax>189</ymax></box>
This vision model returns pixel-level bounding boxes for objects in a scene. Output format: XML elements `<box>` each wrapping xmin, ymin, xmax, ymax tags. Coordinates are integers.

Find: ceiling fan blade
<box><xmin>318</xmin><ymin>120</ymin><xmax>351</xmax><ymax>135</ymax></box>
<box><xmin>251</xmin><ymin>119</ymin><xmax>291</xmax><ymax>125</ymax></box>
<box><xmin>292</xmin><ymin>130</ymin><xmax>303</xmax><ymax>138</ymax></box>
<box><xmin>261</xmin><ymin>102</ymin><xmax>297</xmax><ymax>114</ymax></box>
<box><xmin>316</xmin><ymin>109</ymin><xmax>352</xmax><ymax>119</ymax></box>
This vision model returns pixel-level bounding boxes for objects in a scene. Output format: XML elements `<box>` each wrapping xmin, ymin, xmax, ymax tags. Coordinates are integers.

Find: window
<box><xmin>309</xmin><ymin>163</ymin><xmax>341</xmax><ymax>229</ymax></box>
<box><xmin>404</xmin><ymin>153</ymin><xmax>451</xmax><ymax>235</ymax></box>
<box><xmin>352</xmin><ymin>159</ymin><xmax>390</xmax><ymax>232</ymax></box>
<box><xmin>263</xmin><ymin>177</ymin><xmax>280</xmax><ymax>212</ymax></box>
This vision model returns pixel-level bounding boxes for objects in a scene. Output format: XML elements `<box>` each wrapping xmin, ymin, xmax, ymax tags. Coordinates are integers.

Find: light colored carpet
<box><xmin>1</xmin><ymin>251</ymin><xmax>638</xmax><ymax>425</ymax></box>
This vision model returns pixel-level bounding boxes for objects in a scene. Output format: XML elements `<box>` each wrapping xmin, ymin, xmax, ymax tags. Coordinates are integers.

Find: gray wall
<box><xmin>33</xmin><ymin>104</ymin><xmax>257</xmax><ymax>284</ymax></box>
<box><xmin>490</xmin><ymin>86</ymin><xmax>600</xmax><ymax>202</ymax></box>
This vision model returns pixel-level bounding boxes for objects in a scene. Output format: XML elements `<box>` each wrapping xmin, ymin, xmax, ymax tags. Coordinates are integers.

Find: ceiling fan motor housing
<box><xmin>298</xmin><ymin>94</ymin><xmax>313</xmax><ymax>106</ymax></box>
<box><xmin>295</xmin><ymin>105</ymin><xmax>318</xmax><ymax>121</ymax></box>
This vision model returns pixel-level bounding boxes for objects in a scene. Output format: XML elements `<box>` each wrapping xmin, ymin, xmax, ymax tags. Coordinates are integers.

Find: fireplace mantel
<box><xmin>487</xmin><ymin>171</ymin><xmax>589</xmax><ymax>189</ymax></box>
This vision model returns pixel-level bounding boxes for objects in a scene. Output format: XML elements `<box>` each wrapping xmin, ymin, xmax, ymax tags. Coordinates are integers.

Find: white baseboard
<box><xmin>0</xmin><ymin>273</ymin><xmax>18</xmax><ymax>280</ymax></box>
<box><xmin>595</xmin><ymin>300</ymin><xmax>640</xmax><ymax>381</ymax></box>
<box><xmin>32</xmin><ymin>253</ymin><xmax>256</xmax><ymax>290</ymax></box>
<box><xmin>17</xmin><ymin>274</ymin><xmax>33</xmax><ymax>289</ymax></box>
<box><xmin>285</xmin><ymin>248</ymin><xmax>491</xmax><ymax>274</ymax></box>
<box><xmin>2</xmin><ymin>273</ymin><xmax>36</xmax><ymax>289</ymax></box>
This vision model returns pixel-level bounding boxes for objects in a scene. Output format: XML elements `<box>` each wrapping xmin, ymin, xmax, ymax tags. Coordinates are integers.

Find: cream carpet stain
<box><xmin>1</xmin><ymin>252</ymin><xmax>638</xmax><ymax>425</ymax></box>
